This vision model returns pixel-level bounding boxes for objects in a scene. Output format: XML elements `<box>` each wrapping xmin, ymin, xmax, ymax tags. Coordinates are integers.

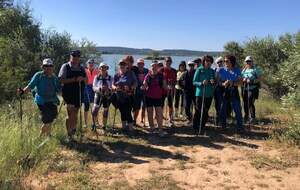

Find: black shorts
<box><xmin>38</xmin><ymin>103</ymin><xmax>58</xmax><ymax>124</ymax></box>
<box><xmin>63</xmin><ymin>92</ymin><xmax>84</xmax><ymax>108</ymax></box>
<box><xmin>133</xmin><ymin>93</ymin><xmax>146</xmax><ymax>111</ymax></box>
<box><xmin>162</xmin><ymin>94</ymin><xmax>174</xmax><ymax>108</ymax></box>
<box><xmin>145</xmin><ymin>97</ymin><xmax>163</xmax><ymax>107</ymax></box>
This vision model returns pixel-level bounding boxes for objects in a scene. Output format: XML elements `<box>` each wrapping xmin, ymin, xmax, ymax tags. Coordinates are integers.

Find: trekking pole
<box><xmin>247</xmin><ymin>81</ymin><xmax>251</xmax><ymax>129</ymax></box>
<box><xmin>198</xmin><ymin>85</ymin><xmax>206</xmax><ymax>135</ymax></box>
<box><xmin>78</xmin><ymin>81</ymin><xmax>83</xmax><ymax>142</ymax></box>
<box><xmin>18</xmin><ymin>87</ymin><xmax>24</xmax><ymax>145</ymax></box>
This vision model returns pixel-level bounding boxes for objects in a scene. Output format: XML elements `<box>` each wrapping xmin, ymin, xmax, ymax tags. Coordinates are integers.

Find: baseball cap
<box><xmin>70</xmin><ymin>50</ymin><xmax>81</xmax><ymax>57</ymax></box>
<box><xmin>99</xmin><ymin>62</ymin><xmax>109</xmax><ymax>69</ymax></box>
<box><xmin>137</xmin><ymin>58</ymin><xmax>145</xmax><ymax>64</ymax></box>
<box><xmin>42</xmin><ymin>58</ymin><xmax>54</xmax><ymax>66</ymax></box>
<box><xmin>245</xmin><ymin>56</ymin><xmax>253</xmax><ymax>62</ymax></box>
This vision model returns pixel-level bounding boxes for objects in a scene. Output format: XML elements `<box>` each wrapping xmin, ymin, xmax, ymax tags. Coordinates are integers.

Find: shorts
<box><xmin>63</xmin><ymin>91</ymin><xmax>84</xmax><ymax>108</ymax></box>
<box><xmin>145</xmin><ymin>97</ymin><xmax>163</xmax><ymax>107</ymax></box>
<box><xmin>94</xmin><ymin>94</ymin><xmax>110</xmax><ymax>108</ymax></box>
<box><xmin>162</xmin><ymin>94</ymin><xmax>174</xmax><ymax>108</ymax></box>
<box><xmin>133</xmin><ymin>92</ymin><xmax>146</xmax><ymax>111</ymax></box>
<box><xmin>83</xmin><ymin>85</ymin><xmax>94</xmax><ymax>111</ymax></box>
<box><xmin>38</xmin><ymin>102</ymin><xmax>58</xmax><ymax>124</ymax></box>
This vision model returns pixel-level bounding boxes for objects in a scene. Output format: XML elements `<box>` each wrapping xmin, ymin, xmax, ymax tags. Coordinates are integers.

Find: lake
<box><xmin>101</xmin><ymin>54</ymin><xmax>200</xmax><ymax>75</ymax></box>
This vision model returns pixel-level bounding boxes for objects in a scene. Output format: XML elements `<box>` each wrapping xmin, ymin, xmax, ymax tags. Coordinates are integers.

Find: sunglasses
<box><xmin>246</xmin><ymin>61</ymin><xmax>252</xmax><ymax>63</ymax></box>
<box><xmin>43</xmin><ymin>65</ymin><xmax>53</xmax><ymax>68</ymax></box>
<box><xmin>217</xmin><ymin>61</ymin><xmax>223</xmax><ymax>64</ymax></box>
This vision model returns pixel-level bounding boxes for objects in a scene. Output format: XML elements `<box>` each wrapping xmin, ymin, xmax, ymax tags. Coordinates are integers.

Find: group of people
<box><xmin>18</xmin><ymin>50</ymin><xmax>262</xmax><ymax>139</ymax></box>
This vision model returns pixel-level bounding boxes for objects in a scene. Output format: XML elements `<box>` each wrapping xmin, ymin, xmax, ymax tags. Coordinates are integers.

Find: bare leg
<box><xmin>134</xmin><ymin>110</ymin><xmax>139</xmax><ymax>125</ymax></box>
<box><xmin>103</xmin><ymin>108</ymin><xmax>109</xmax><ymax>127</ymax></box>
<box><xmin>66</xmin><ymin>105</ymin><xmax>79</xmax><ymax>136</ymax></box>
<box><xmin>84</xmin><ymin>111</ymin><xmax>88</xmax><ymax>126</ymax></box>
<box><xmin>141</xmin><ymin>107</ymin><xmax>146</xmax><ymax>123</ymax></box>
<box><xmin>155</xmin><ymin>106</ymin><xmax>163</xmax><ymax>129</ymax></box>
<box><xmin>147</xmin><ymin>107</ymin><xmax>154</xmax><ymax>130</ymax></box>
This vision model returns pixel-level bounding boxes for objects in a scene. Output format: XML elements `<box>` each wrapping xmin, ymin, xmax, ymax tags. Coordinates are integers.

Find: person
<box><xmin>241</xmin><ymin>56</ymin><xmax>262</xmax><ymax>124</ymax></box>
<box><xmin>92</xmin><ymin>62</ymin><xmax>112</xmax><ymax>129</ymax></box>
<box><xmin>217</xmin><ymin>55</ymin><xmax>244</xmax><ymax>132</ymax></box>
<box><xmin>112</xmin><ymin>59</ymin><xmax>137</xmax><ymax>131</ymax></box>
<box><xmin>174</xmin><ymin>61</ymin><xmax>186</xmax><ymax>118</ymax></box>
<box><xmin>193</xmin><ymin>58</ymin><xmax>202</xmax><ymax>69</ymax></box>
<box><xmin>58</xmin><ymin>50</ymin><xmax>87</xmax><ymax>139</ymax></box>
<box><xmin>143</xmin><ymin>61</ymin><xmax>168</xmax><ymax>137</ymax></box>
<box><xmin>18</xmin><ymin>58</ymin><xmax>61</xmax><ymax>136</ymax></box>
<box><xmin>123</xmin><ymin>55</ymin><xmax>139</xmax><ymax>125</ymax></box>
<box><xmin>133</xmin><ymin>58</ymin><xmax>149</xmax><ymax>126</ymax></box>
<box><xmin>214</xmin><ymin>56</ymin><xmax>224</xmax><ymax>125</ymax></box>
<box><xmin>193</xmin><ymin>55</ymin><xmax>215</xmax><ymax>135</ymax></box>
<box><xmin>84</xmin><ymin>59</ymin><xmax>98</xmax><ymax>128</ymax></box>
<box><xmin>182</xmin><ymin>61</ymin><xmax>196</xmax><ymax>124</ymax></box>
<box><xmin>160</xmin><ymin>56</ymin><xmax>177</xmax><ymax>127</ymax></box>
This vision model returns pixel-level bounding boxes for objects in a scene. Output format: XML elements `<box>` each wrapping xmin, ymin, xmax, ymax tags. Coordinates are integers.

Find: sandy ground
<box><xmin>25</xmin><ymin>118</ymin><xmax>300</xmax><ymax>190</ymax></box>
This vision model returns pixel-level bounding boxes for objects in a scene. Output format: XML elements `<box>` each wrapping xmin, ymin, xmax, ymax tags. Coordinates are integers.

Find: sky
<box><xmin>30</xmin><ymin>0</ymin><xmax>300</xmax><ymax>51</ymax></box>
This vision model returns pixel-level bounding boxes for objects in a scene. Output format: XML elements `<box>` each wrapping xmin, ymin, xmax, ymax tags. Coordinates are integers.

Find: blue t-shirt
<box><xmin>241</xmin><ymin>66</ymin><xmax>262</xmax><ymax>90</ymax></box>
<box><xmin>218</xmin><ymin>67</ymin><xmax>241</xmax><ymax>82</ymax></box>
<box><xmin>28</xmin><ymin>71</ymin><xmax>61</xmax><ymax>105</ymax></box>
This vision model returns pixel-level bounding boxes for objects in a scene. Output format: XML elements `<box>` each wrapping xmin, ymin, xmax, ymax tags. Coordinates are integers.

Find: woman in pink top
<box><xmin>143</xmin><ymin>61</ymin><xmax>167</xmax><ymax>137</ymax></box>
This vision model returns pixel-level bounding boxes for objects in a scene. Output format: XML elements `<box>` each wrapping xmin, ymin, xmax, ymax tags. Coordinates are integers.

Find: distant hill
<box><xmin>96</xmin><ymin>46</ymin><xmax>222</xmax><ymax>57</ymax></box>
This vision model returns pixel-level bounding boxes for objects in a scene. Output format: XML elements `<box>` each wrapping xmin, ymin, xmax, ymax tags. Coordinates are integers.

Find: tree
<box><xmin>0</xmin><ymin>2</ymin><xmax>41</xmax><ymax>101</ymax></box>
<box><xmin>72</xmin><ymin>38</ymin><xmax>102</xmax><ymax>65</ymax></box>
<box><xmin>223</xmin><ymin>41</ymin><xmax>244</xmax><ymax>67</ymax></box>
<box><xmin>0</xmin><ymin>0</ymin><xmax>13</xmax><ymax>8</ymax></box>
<box><xmin>40</xmin><ymin>30</ymin><xmax>73</xmax><ymax>73</ymax></box>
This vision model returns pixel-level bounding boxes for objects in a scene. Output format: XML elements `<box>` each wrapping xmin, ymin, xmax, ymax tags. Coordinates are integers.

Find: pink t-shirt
<box><xmin>144</xmin><ymin>73</ymin><xmax>163</xmax><ymax>99</ymax></box>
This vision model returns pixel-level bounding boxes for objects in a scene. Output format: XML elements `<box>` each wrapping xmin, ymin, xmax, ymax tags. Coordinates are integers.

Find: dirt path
<box><xmin>26</xmin><ymin>119</ymin><xmax>300</xmax><ymax>190</ymax></box>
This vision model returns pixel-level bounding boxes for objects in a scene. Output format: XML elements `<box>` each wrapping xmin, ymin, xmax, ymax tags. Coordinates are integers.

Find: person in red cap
<box><xmin>160</xmin><ymin>56</ymin><xmax>177</xmax><ymax>127</ymax></box>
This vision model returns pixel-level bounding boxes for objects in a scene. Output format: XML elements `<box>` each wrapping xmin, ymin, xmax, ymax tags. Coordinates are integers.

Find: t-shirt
<box><xmin>218</xmin><ymin>67</ymin><xmax>241</xmax><ymax>83</ymax></box>
<box><xmin>113</xmin><ymin>70</ymin><xmax>137</xmax><ymax>88</ymax></box>
<box><xmin>144</xmin><ymin>73</ymin><xmax>164</xmax><ymax>99</ymax></box>
<box><xmin>58</xmin><ymin>62</ymin><xmax>87</xmax><ymax>80</ymax></box>
<box><xmin>160</xmin><ymin>67</ymin><xmax>176</xmax><ymax>95</ymax></box>
<box><xmin>28</xmin><ymin>71</ymin><xmax>61</xmax><ymax>105</ymax></box>
<box><xmin>193</xmin><ymin>65</ymin><xmax>215</xmax><ymax>97</ymax></box>
<box><xmin>241</xmin><ymin>66</ymin><xmax>262</xmax><ymax>90</ymax></box>
<box><xmin>86</xmin><ymin>68</ymin><xmax>99</xmax><ymax>85</ymax></box>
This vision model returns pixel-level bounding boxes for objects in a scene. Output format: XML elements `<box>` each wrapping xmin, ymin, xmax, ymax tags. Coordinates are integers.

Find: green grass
<box><xmin>0</xmin><ymin>98</ymin><xmax>64</xmax><ymax>189</ymax></box>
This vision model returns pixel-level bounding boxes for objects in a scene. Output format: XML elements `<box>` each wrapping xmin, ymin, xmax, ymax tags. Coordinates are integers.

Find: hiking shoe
<box><xmin>168</xmin><ymin>120</ymin><xmax>175</xmax><ymax>127</ymax></box>
<box><xmin>187</xmin><ymin>120</ymin><xmax>193</xmax><ymax>127</ymax></box>
<box><xmin>91</xmin><ymin>124</ymin><xmax>97</xmax><ymax>131</ymax></box>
